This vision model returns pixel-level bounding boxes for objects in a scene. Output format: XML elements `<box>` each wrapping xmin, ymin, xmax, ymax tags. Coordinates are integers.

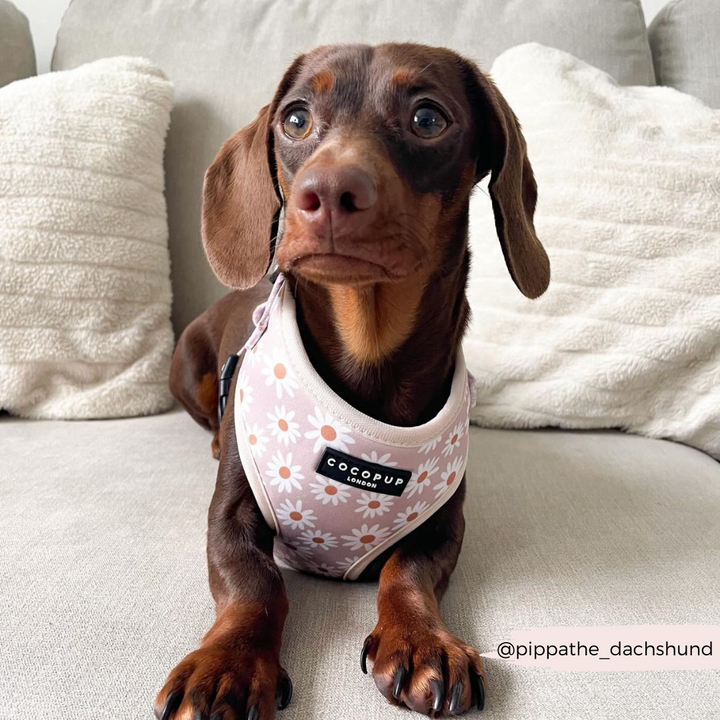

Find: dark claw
<box><xmin>448</xmin><ymin>681</ymin><xmax>463</xmax><ymax>715</ymax></box>
<box><xmin>361</xmin><ymin>636</ymin><xmax>372</xmax><ymax>674</ymax></box>
<box><xmin>277</xmin><ymin>676</ymin><xmax>293</xmax><ymax>710</ymax></box>
<box><xmin>470</xmin><ymin>671</ymin><xmax>485</xmax><ymax>711</ymax></box>
<box><xmin>393</xmin><ymin>666</ymin><xmax>407</xmax><ymax>700</ymax></box>
<box><xmin>160</xmin><ymin>690</ymin><xmax>182</xmax><ymax>720</ymax></box>
<box><xmin>247</xmin><ymin>706</ymin><xmax>258</xmax><ymax>720</ymax></box>
<box><xmin>430</xmin><ymin>678</ymin><xmax>445</xmax><ymax>714</ymax></box>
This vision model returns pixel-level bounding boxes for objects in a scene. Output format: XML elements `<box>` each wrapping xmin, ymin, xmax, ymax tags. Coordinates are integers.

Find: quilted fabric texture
<box><xmin>466</xmin><ymin>43</ymin><xmax>720</xmax><ymax>457</ymax></box>
<box><xmin>0</xmin><ymin>57</ymin><xmax>175</xmax><ymax>419</ymax></box>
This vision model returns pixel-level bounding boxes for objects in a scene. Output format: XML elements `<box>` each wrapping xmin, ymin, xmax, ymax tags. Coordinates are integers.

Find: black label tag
<box><xmin>316</xmin><ymin>447</ymin><xmax>412</xmax><ymax>497</ymax></box>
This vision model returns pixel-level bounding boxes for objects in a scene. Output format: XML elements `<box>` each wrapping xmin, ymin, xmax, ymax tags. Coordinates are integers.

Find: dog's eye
<box><xmin>283</xmin><ymin>107</ymin><xmax>314</xmax><ymax>140</ymax></box>
<box><xmin>411</xmin><ymin>105</ymin><xmax>448</xmax><ymax>139</ymax></box>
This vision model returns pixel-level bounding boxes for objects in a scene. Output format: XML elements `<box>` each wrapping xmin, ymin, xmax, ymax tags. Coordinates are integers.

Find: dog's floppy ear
<box><xmin>202</xmin><ymin>57</ymin><xmax>305</xmax><ymax>289</ymax></box>
<box><xmin>466</xmin><ymin>63</ymin><xmax>550</xmax><ymax>299</ymax></box>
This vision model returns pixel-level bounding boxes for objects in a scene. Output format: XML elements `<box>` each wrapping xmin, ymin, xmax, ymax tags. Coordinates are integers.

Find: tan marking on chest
<box><xmin>327</xmin><ymin>276</ymin><xmax>428</xmax><ymax>364</ymax></box>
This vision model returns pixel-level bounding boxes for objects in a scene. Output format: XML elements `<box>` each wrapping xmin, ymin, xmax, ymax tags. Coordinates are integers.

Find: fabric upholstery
<box><xmin>466</xmin><ymin>43</ymin><xmax>720</xmax><ymax>458</ymax></box>
<box><xmin>0</xmin><ymin>1</ymin><xmax>35</xmax><ymax>88</ymax></box>
<box><xmin>650</xmin><ymin>0</ymin><xmax>720</xmax><ymax>108</ymax></box>
<box><xmin>2</xmin><ymin>408</ymin><xmax>718</xmax><ymax>718</ymax></box>
<box><xmin>52</xmin><ymin>0</ymin><xmax>655</xmax><ymax>335</ymax></box>
<box><xmin>0</xmin><ymin>57</ymin><xmax>175</xmax><ymax>419</ymax></box>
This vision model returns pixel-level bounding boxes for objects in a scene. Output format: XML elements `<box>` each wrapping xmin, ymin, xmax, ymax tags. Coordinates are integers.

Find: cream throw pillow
<box><xmin>466</xmin><ymin>43</ymin><xmax>720</xmax><ymax>458</ymax></box>
<box><xmin>0</xmin><ymin>57</ymin><xmax>174</xmax><ymax>419</ymax></box>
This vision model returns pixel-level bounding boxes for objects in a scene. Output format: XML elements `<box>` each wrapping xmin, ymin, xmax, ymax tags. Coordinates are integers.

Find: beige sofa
<box><xmin>2</xmin><ymin>1</ymin><xmax>719</xmax><ymax>718</ymax></box>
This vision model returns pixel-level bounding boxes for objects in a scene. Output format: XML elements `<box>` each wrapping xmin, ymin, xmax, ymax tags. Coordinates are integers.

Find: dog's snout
<box><xmin>295</xmin><ymin>165</ymin><xmax>377</xmax><ymax>236</ymax></box>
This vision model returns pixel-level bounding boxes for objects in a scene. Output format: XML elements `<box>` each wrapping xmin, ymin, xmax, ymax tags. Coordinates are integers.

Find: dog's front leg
<box><xmin>362</xmin><ymin>479</ymin><xmax>485</xmax><ymax>717</ymax></box>
<box><xmin>155</xmin><ymin>403</ymin><xmax>292</xmax><ymax>720</ymax></box>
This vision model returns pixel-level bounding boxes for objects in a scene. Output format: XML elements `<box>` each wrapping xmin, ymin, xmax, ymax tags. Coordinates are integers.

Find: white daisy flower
<box><xmin>341</xmin><ymin>524</ymin><xmax>391</xmax><ymax>552</ymax></box>
<box><xmin>246</xmin><ymin>423</ymin><xmax>268</xmax><ymax>457</ymax></box>
<box><xmin>434</xmin><ymin>457</ymin><xmax>464</xmax><ymax>498</ymax></box>
<box><xmin>360</xmin><ymin>451</ymin><xmax>397</xmax><ymax>467</ymax></box>
<box><xmin>266</xmin><ymin>405</ymin><xmax>301</xmax><ymax>446</ymax></box>
<box><xmin>309</xmin><ymin>476</ymin><xmax>350</xmax><ymax>505</ymax></box>
<box><xmin>276</xmin><ymin>499</ymin><xmax>316</xmax><ymax>530</ymax></box>
<box><xmin>393</xmin><ymin>501</ymin><xmax>430</xmax><ymax>530</ymax></box>
<box><xmin>406</xmin><ymin>457</ymin><xmax>439</xmax><ymax>497</ymax></box>
<box><xmin>441</xmin><ymin>422</ymin><xmax>465</xmax><ymax>457</ymax></box>
<box><xmin>336</xmin><ymin>556</ymin><xmax>361</xmax><ymax>572</ymax></box>
<box><xmin>261</xmin><ymin>350</ymin><xmax>299</xmax><ymax>399</ymax></box>
<box><xmin>355</xmin><ymin>492</ymin><xmax>394</xmax><ymax>519</ymax></box>
<box><xmin>237</xmin><ymin>371</ymin><xmax>253</xmax><ymax>408</ymax></box>
<box><xmin>419</xmin><ymin>434</ymin><xmax>442</xmax><ymax>454</ymax></box>
<box><xmin>304</xmin><ymin>408</ymin><xmax>355</xmax><ymax>453</ymax></box>
<box><xmin>299</xmin><ymin>529</ymin><xmax>338</xmax><ymax>552</ymax></box>
<box><xmin>266</xmin><ymin>451</ymin><xmax>304</xmax><ymax>493</ymax></box>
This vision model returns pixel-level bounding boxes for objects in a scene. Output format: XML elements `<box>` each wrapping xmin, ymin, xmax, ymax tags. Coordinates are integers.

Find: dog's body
<box><xmin>156</xmin><ymin>43</ymin><xmax>549</xmax><ymax>720</ymax></box>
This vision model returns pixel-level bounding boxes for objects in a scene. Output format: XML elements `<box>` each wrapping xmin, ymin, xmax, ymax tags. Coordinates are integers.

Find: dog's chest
<box><xmin>234</xmin><ymin>277</ymin><xmax>473</xmax><ymax>580</ymax></box>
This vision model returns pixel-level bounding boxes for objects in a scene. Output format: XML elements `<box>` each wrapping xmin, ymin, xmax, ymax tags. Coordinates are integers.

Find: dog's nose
<box><xmin>294</xmin><ymin>165</ymin><xmax>377</xmax><ymax>236</ymax></box>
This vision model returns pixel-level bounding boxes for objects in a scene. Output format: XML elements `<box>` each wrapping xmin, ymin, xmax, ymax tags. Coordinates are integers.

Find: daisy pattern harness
<box><xmin>234</xmin><ymin>275</ymin><xmax>475</xmax><ymax>580</ymax></box>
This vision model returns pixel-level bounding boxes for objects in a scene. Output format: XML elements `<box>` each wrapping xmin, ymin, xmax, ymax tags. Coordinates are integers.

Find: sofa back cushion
<box><xmin>650</xmin><ymin>0</ymin><xmax>720</xmax><ymax>108</ymax></box>
<box><xmin>0</xmin><ymin>1</ymin><xmax>35</xmax><ymax>88</ymax></box>
<box><xmin>53</xmin><ymin>0</ymin><xmax>655</xmax><ymax>334</ymax></box>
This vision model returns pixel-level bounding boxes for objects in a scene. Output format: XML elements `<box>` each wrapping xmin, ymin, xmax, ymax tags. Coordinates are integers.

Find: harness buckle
<box><xmin>217</xmin><ymin>353</ymin><xmax>240</xmax><ymax>425</ymax></box>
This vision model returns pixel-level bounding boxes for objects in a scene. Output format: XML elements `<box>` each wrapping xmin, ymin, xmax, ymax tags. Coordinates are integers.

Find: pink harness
<box><xmin>234</xmin><ymin>275</ymin><xmax>475</xmax><ymax>580</ymax></box>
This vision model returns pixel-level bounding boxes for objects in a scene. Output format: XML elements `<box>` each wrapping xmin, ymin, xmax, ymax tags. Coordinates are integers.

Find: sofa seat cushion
<box><xmin>1</xmin><ymin>409</ymin><xmax>718</xmax><ymax>718</ymax></box>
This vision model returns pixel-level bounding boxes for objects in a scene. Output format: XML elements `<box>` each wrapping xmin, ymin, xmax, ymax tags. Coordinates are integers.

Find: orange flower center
<box><xmin>406</xmin><ymin>512</ymin><xmax>419</xmax><ymax>522</ymax></box>
<box><xmin>248</xmin><ymin>434</ymin><xmax>257</xmax><ymax>445</ymax></box>
<box><xmin>368</xmin><ymin>501</ymin><xmax>381</xmax><ymax>509</ymax></box>
<box><xmin>279</xmin><ymin>466</ymin><xmax>291</xmax><ymax>479</ymax></box>
<box><xmin>240</xmin><ymin>389</ymin><xmax>245</xmax><ymax>402</ymax></box>
<box><xmin>359</xmin><ymin>534</ymin><xmax>375</xmax><ymax>544</ymax></box>
<box><xmin>274</xmin><ymin>363</ymin><xmax>286</xmax><ymax>379</ymax></box>
<box><xmin>312</xmin><ymin>536</ymin><xmax>325</xmax><ymax>544</ymax></box>
<box><xmin>324</xmin><ymin>485</ymin><xmax>337</xmax><ymax>496</ymax></box>
<box><xmin>451</xmin><ymin>434</ymin><xmax>458</xmax><ymax>444</ymax></box>
<box><xmin>321</xmin><ymin>425</ymin><xmax>337</xmax><ymax>441</ymax></box>
<box><xmin>278</xmin><ymin>419</ymin><xmax>289</xmax><ymax>432</ymax></box>
<box><xmin>418</xmin><ymin>471</ymin><xmax>428</xmax><ymax>483</ymax></box>
<box><xmin>289</xmin><ymin>511</ymin><xmax>303</xmax><ymax>521</ymax></box>
<box><xmin>447</xmin><ymin>472</ymin><xmax>456</xmax><ymax>485</ymax></box>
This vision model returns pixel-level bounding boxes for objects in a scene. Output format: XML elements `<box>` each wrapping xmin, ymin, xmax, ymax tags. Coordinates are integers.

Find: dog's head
<box><xmin>202</xmin><ymin>43</ymin><xmax>549</xmax><ymax>299</ymax></box>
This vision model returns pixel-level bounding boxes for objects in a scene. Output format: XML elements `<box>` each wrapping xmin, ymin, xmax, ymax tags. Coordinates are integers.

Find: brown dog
<box><xmin>156</xmin><ymin>43</ymin><xmax>549</xmax><ymax>720</ymax></box>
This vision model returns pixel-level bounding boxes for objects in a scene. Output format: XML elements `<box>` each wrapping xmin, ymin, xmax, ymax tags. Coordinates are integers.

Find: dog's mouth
<box><xmin>290</xmin><ymin>253</ymin><xmax>391</xmax><ymax>285</ymax></box>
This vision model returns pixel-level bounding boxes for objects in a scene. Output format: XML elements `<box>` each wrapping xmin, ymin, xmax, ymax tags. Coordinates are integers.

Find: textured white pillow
<box><xmin>466</xmin><ymin>43</ymin><xmax>720</xmax><ymax>458</ymax></box>
<box><xmin>0</xmin><ymin>57</ymin><xmax>175</xmax><ymax>419</ymax></box>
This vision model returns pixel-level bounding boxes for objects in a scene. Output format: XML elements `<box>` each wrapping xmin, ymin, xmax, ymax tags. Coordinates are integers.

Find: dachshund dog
<box><xmin>155</xmin><ymin>43</ymin><xmax>549</xmax><ymax>720</ymax></box>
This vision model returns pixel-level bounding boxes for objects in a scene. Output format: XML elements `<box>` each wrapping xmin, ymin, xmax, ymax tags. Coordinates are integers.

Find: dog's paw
<box><xmin>361</xmin><ymin>620</ymin><xmax>485</xmax><ymax>716</ymax></box>
<box><xmin>154</xmin><ymin>641</ymin><xmax>292</xmax><ymax>720</ymax></box>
